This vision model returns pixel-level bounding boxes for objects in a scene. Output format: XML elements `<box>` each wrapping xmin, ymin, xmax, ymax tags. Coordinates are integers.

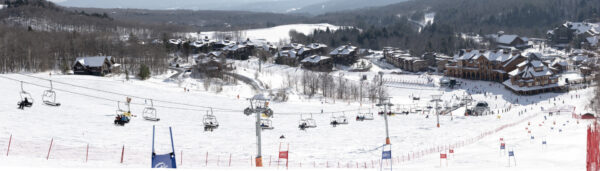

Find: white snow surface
<box><xmin>0</xmin><ymin>62</ymin><xmax>594</xmax><ymax>170</ymax></box>
<box><xmin>185</xmin><ymin>23</ymin><xmax>345</xmax><ymax>43</ymax></box>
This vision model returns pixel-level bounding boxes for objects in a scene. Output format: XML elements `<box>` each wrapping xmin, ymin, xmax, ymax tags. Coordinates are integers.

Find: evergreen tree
<box><xmin>137</xmin><ymin>64</ymin><xmax>151</xmax><ymax>80</ymax></box>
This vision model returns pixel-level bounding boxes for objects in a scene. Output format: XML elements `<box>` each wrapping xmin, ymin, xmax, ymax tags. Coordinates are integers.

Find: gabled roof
<box><xmin>282</xmin><ymin>43</ymin><xmax>304</xmax><ymax>50</ymax></box>
<box><xmin>208</xmin><ymin>51</ymin><xmax>222</xmax><ymax>57</ymax></box>
<box><xmin>564</xmin><ymin>21</ymin><xmax>600</xmax><ymax>35</ymax></box>
<box><xmin>306</xmin><ymin>43</ymin><xmax>327</xmax><ymax>49</ymax></box>
<box><xmin>510</xmin><ymin>59</ymin><xmax>554</xmax><ymax>78</ymax></box>
<box><xmin>223</xmin><ymin>44</ymin><xmax>246</xmax><ymax>51</ymax></box>
<box><xmin>75</xmin><ymin>56</ymin><xmax>112</xmax><ymax>67</ymax></box>
<box><xmin>551</xmin><ymin>58</ymin><xmax>568</xmax><ymax>67</ymax></box>
<box><xmin>496</xmin><ymin>35</ymin><xmax>520</xmax><ymax>44</ymax></box>
<box><xmin>279</xmin><ymin>50</ymin><xmax>297</xmax><ymax>58</ymax></box>
<box><xmin>329</xmin><ymin>45</ymin><xmax>357</xmax><ymax>55</ymax></box>
<box><xmin>454</xmin><ymin>49</ymin><xmax>519</xmax><ymax>63</ymax></box>
<box><xmin>301</xmin><ymin>55</ymin><xmax>330</xmax><ymax>63</ymax></box>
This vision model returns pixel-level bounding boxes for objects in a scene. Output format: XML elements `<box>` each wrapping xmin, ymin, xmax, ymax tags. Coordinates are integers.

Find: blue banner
<box><xmin>508</xmin><ymin>151</ymin><xmax>515</xmax><ymax>157</ymax></box>
<box><xmin>382</xmin><ymin>150</ymin><xmax>392</xmax><ymax>159</ymax></box>
<box><xmin>152</xmin><ymin>154</ymin><xmax>176</xmax><ymax>168</ymax></box>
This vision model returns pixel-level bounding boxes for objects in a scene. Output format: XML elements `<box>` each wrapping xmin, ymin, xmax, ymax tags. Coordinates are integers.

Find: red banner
<box><xmin>279</xmin><ymin>151</ymin><xmax>288</xmax><ymax>159</ymax></box>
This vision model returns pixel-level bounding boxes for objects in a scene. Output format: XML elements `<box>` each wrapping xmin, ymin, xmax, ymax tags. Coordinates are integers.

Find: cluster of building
<box><xmin>442</xmin><ymin>47</ymin><xmax>597</xmax><ymax>95</ymax></box>
<box><xmin>71</xmin><ymin>21</ymin><xmax>600</xmax><ymax>96</ymax></box>
<box><xmin>383</xmin><ymin>48</ymin><xmax>451</xmax><ymax>72</ymax></box>
<box><xmin>547</xmin><ymin>21</ymin><xmax>600</xmax><ymax>50</ymax></box>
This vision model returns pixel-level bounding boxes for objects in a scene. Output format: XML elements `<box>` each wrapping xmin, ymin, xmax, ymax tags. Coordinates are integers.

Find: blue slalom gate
<box><xmin>152</xmin><ymin>125</ymin><xmax>177</xmax><ymax>168</ymax></box>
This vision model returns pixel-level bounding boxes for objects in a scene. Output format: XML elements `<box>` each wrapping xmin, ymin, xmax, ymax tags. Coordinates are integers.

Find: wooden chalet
<box><xmin>73</xmin><ymin>56</ymin><xmax>117</xmax><ymax>76</ymax></box>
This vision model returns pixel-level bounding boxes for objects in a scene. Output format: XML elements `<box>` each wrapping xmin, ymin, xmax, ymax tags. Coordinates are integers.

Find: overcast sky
<box><xmin>47</xmin><ymin>0</ymin><xmax>323</xmax><ymax>10</ymax></box>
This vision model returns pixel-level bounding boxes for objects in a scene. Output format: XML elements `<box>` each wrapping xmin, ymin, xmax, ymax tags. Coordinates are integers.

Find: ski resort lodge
<box><xmin>503</xmin><ymin>54</ymin><xmax>561</xmax><ymax>95</ymax></box>
<box><xmin>444</xmin><ymin>49</ymin><xmax>527</xmax><ymax>82</ymax></box>
<box><xmin>72</xmin><ymin>56</ymin><xmax>118</xmax><ymax>76</ymax></box>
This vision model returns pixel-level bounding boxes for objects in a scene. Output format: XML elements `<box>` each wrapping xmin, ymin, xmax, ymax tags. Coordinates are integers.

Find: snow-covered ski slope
<box><xmin>0</xmin><ymin>69</ymin><xmax>593</xmax><ymax>170</ymax></box>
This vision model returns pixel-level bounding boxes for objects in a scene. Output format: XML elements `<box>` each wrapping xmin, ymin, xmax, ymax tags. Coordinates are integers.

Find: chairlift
<box><xmin>42</xmin><ymin>80</ymin><xmax>60</xmax><ymax>106</ymax></box>
<box><xmin>114</xmin><ymin>99</ymin><xmax>132</xmax><ymax>126</ymax></box>
<box><xmin>260</xmin><ymin>118</ymin><xmax>274</xmax><ymax>130</ymax></box>
<box><xmin>356</xmin><ymin>110</ymin><xmax>374</xmax><ymax>121</ymax></box>
<box><xmin>299</xmin><ymin>114</ymin><xmax>317</xmax><ymax>130</ymax></box>
<box><xmin>246</xmin><ymin>95</ymin><xmax>273</xmax><ymax>117</ymax></box>
<box><xmin>330</xmin><ymin>113</ymin><xmax>348</xmax><ymax>127</ymax></box>
<box><xmin>17</xmin><ymin>81</ymin><xmax>34</xmax><ymax>109</ymax></box>
<box><xmin>143</xmin><ymin>99</ymin><xmax>160</xmax><ymax>121</ymax></box>
<box><xmin>203</xmin><ymin>108</ymin><xmax>219</xmax><ymax>131</ymax></box>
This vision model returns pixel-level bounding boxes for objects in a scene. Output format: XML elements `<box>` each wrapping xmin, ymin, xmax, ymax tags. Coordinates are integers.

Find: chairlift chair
<box><xmin>203</xmin><ymin>109</ymin><xmax>219</xmax><ymax>131</ymax></box>
<box><xmin>114</xmin><ymin>101</ymin><xmax>132</xmax><ymax>126</ymax></box>
<box><xmin>42</xmin><ymin>80</ymin><xmax>60</xmax><ymax>106</ymax></box>
<box><xmin>357</xmin><ymin>110</ymin><xmax>375</xmax><ymax>121</ymax></box>
<box><xmin>17</xmin><ymin>81</ymin><xmax>34</xmax><ymax>109</ymax></box>
<box><xmin>299</xmin><ymin>114</ymin><xmax>317</xmax><ymax>130</ymax></box>
<box><xmin>143</xmin><ymin>99</ymin><xmax>160</xmax><ymax>121</ymax></box>
<box><xmin>330</xmin><ymin>113</ymin><xmax>348</xmax><ymax>126</ymax></box>
<box><xmin>260</xmin><ymin>118</ymin><xmax>274</xmax><ymax>130</ymax></box>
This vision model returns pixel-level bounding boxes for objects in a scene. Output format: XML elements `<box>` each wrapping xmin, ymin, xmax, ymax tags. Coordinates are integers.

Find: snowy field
<box><xmin>0</xmin><ymin>67</ymin><xmax>594</xmax><ymax>170</ymax></box>
<box><xmin>183</xmin><ymin>23</ymin><xmax>346</xmax><ymax>43</ymax></box>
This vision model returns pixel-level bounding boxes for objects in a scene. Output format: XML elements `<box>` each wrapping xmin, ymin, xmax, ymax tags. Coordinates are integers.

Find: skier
<box><xmin>18</xmin><ymin>98</ymin><xmax>29</xmax><ymax>109</ymax></box>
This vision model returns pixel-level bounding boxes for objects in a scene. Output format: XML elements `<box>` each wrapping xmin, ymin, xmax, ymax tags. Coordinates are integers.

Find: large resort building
<box><xmin>444</xmin><ymin>49</ymin><xmax>526</xmax><ymax>82</ymax></box>
<box><xmin>503</xmin><ymin>54</ymin><xmax>561</xmax><ymax>95</ymax></box>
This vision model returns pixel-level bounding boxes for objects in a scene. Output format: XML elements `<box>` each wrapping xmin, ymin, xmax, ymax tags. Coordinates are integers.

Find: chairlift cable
<box><xmin>5</xmin><ymin>74</ymin><xmax>365</xmax><ymax>115</ymax></box>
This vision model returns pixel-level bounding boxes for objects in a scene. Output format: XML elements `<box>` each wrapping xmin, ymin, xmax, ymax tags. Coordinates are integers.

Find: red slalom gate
<box><xmin>278</xmin><ymin>143</ymin><xmax>289</xmax><ymax>169</ymax></box>
<box><xmin>120</xmin><ymin>145</ymin><xmax>125</xmax><ymax>164</ymax></box>
<box><xmin>46</xmin><ymin>138</ymin><xmax>54</xmax><ymax>160</ymax></box>
<box><xmin>6</xmin><ymin>134</ymin><xmax>12</xmax><ymax>156</ymax></box>
<box><xmin>587</xmin><ymin>122</ymin><xmax>600</xmax><ymax>171</ymax></box>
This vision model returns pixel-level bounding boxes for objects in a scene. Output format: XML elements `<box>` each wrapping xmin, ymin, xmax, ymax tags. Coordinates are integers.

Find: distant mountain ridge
<box><xmin>54</xmin><ymin>0</ymin><xmax>408</xmax><ymax>15</ymax></box>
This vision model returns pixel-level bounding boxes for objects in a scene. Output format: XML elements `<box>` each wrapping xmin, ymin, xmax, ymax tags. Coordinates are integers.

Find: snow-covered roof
<box><xmin>587</xmin><ymin>36</ymin><xmax>599</xmax><ymax>46</ymax></box>
<box><xmin>168</xmin><ymin>39</ymin><xmax>183</xmax><ymax>45</ymax></box>
<box><xmin>208</xmin><ymin>51</ymin><xmax>222</xmax><ymax>57</ymax></box>
<box><xmin>571</xmin><ymin>55</ymin><xmax>589</xmax><ymax>62</ymax></box>
<box><xmin>306</xmin><ymin>43</ymin><xmax>327</xmax><ymax>49</ymax></box>
<box><xmin>223</xmin><ymin>44</ymin><xmax>246</xmax><ymax>51</ymax></box>
<box><xmin>301</xmin><ymin>55</ymin><xmax>330</xmax><ymax>63</ymax></box>
<box><xmin>282</xmin><ymin>43</ymin><xmax>304</xmax><ymax>50</ymax></box>
<box><xmin>551</xmin><ymin>58</ymin><xmax>568</xmax><ymax>67</ymax></box>
<box><xmin>564</xmin><ymin>21</ymin><xmax>600</xmax><ymax>35</ymax></box>
<box><xmin>510</xmin><ymin>59</ymin><xmax>554</xmax><ymax>78</ymax></box>
<box><xmin>454</xmin><ymin>49</ymin><xmax>519</xmax><ymax>63</ymax></box>
<box><xmin>75</xmin><ymin>56</ymin><xmax>112</xmax><ymax>67</ymax></box>
<box><xmin>329</xmin><ymin>45</ymin><xmax>357</xmax><ymax>55</ymax></box>
<box><xmin>496</xmin><ymin>35</ymin><xmax>519</xmax><ymax>44</ymax></box>
<box><xmin>191</xmin><ymin>38</ymin><xmax>215</xmax><ymax>48</ymax></box>
<box><xmin>215</xmin><ymin>40</ymin><xmax>235</xmax><ymax>46</ymax></box>
<box><xmin>279</xmin><ymin>50</ymin><xmax>297</xmax><ymax>58</ymax></box>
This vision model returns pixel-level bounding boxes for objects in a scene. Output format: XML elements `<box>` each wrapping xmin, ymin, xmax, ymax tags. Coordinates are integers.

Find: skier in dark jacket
<box><xmin>18</xmin><ymin>98</ymin><xmax>29</xmax><ymax>109</ymax></box>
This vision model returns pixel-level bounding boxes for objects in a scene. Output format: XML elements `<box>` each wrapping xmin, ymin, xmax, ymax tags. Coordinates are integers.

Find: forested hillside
<box><xmin>294</xmin><ymin>0</ymin><xmax>600</xmax><ymax>55</ymax></box>
<box><xmin>0</xmin><ymin>0</ymin><xmax>172</xmax><ymax>75</ymax></box>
